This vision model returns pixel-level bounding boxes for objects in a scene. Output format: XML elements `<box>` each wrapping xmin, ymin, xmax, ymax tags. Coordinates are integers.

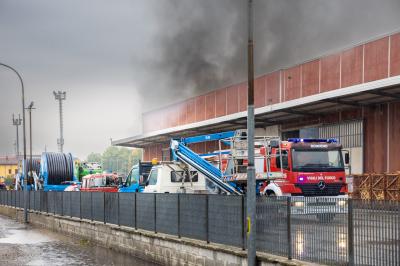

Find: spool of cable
<box><xmin>40</xmin><ymin>152</ymin><xmax>75</xmax><ymax>185</ymax></box>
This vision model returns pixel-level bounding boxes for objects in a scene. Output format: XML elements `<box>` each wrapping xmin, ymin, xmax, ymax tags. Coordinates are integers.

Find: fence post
<box><xmin>134</xmin><ymin>193</ymin><xmax>137</xmax><ymax>230</ymax></box>
<box><xmin>61</xmin><ymin>192</ymin><xmax>64</xmax><ymax>216</ymax></box>
<box><xmin>154</xmin><ymin>193</ymin><xmax>157</xmax><ymax>233</ymax></box>
<box><xmin>79</xmin><ymin>192</ymin><xmax>82</xmax><ymax>220</ymax></box>
<box><xmin>91</xmin><ymin>192</ymin><xmax>93</xmax><ymax>221</ymax></box>
<box><xmin>103</xmin><ymin>192</ymin><xmax>106</xmax><ymax>224</ymax></box>
<box><xmin>206</xmin><ymin>194</ymin><xmax>209</xmax><ymax>244</ymax></box>
<box><xmin>241</xmin><ymin>195</ymin><xmax>245</xmax><ymax>250</ymax></box>
<box><xmin>177</xmin><ymin>194</ymin><xmax>181</xmax><ymax>238</ymax></box>
<box><xmin>348</xmin><ymin>199</ymin><xmax>355</xmax><ymax>266</ymax></box>
<box><xmin>70</xmin><ymin>192</ymin><xmax>72</xmax><ymax>218</ymax></box>
<box><xmin>117</xmin><ymin>192</ymin><xmax>120</xmax><ymax>226</ymax></box>
<box><xmin>287</xmin><ymin>197</ymin><xmax>292</xmax><ymax>260</ymax></box>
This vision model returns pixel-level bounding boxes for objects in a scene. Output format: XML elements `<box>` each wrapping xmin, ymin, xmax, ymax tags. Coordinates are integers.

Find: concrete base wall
<box><xmin>0</xmin><ymin>206</ymin><xmax>307</xmax><ymax>266</ymax></box>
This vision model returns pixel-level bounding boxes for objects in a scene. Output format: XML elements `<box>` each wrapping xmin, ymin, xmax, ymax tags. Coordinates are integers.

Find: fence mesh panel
<box><xmin>136</xmin><ymin>193</ymin><xmax>155</xmax><ymax>231</ymax></box>
<box><xmin>70</xmin><ymin>191</ymin><xmax>81</xmax><ymax>218</ymax></box>
<box><xmin>118</xmin><ymin>193</ymin><xmax>135</xmax><ymax>227</ymax></box>
<box><xmin>48</xmin><ymin>191</ymin><xmax>56</xmax><ymax>214</ymax></box>
<box><xmin>289</xmin><ymin>197</ymin><xmax>348</xmax><ymax>265</ymax></box>
<box><xmin>11</xmin><ymin>191</ymin><xmax>16</xmax><ymax>207</ymax></box>
<box><xmin>16</xmin><ymin>191</ymin><xmax>20</xmax><ymax>208</ymax></box>
<box><xmin>40</xmin><ymin>191</ymin><xmax>48</xmax><ymax>212</ymax></box>
<box><xmin>80</xmin><ymin>192</ymin><xmax>92</xmax><ymax>220</ymax></box>
<box><xmin>208</xmin><ymin>195</ymin><xmax>243</xmax><ymax>247</ymax></box>
<box><xmin>353</xmin><ymin>200</ymin><xmax>400</xmax><ymax>266</ymax></box>
<box><xmin>156</xmin><ymin>194</ymin><xmax>178</xmax><ymax>235</ymax></box>
<box><xmin>179</xmin><ymin>194</ymin><xmax>207</xmax><ymax>241</ymax></box>
<box><xmin>62</xmin><ymin>192</ymin><xmax>71</xmax><ymax>216</ymax></box>
<box><xmin>92</xmin><ymin>192</ymin><xmax>104</xmax><ymax>222</ymax></box>
<box><xmin>29</xmin><ymin>191</ymin><xmax>34</xmax><ymax>210</ymax></box>
<box><xmin>34</xmin><ymin>191</ymin><xmax>40</xmax><ymax>211</ymax></box>
<box><xmin>54</xmin><ymin>192</ymin><xmax>63</xmax><ymax>215</ymax></box>
<box><xmin>105</xmin><ymin>193</ymin><xmax>118</xmax><ymax>225</ymax></box>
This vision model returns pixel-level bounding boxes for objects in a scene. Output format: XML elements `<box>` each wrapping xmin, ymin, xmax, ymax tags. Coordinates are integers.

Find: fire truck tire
<box><xmin>317</xmin><ymin>213</ymin><xmax>335</xmax><ymax>223</ymax></box>
<box><xmin>265</xmin><ymin>191</ymin><xmax>276</xmax><ymax>196</ymax></box>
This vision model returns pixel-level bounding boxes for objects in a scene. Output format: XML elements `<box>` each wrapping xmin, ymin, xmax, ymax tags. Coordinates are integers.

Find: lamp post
<box><xmin>26</xmin><ymin>102</ymin><xmax>35</xmax><ymax>187</ymax></box>
<box><xmin>0</xmin><ymin>62</ymin><xmax>28</xmax><ymax>223</ymax></box>
<box><xmin>246</xmin><ymin>1</ymin><xmax>256</xmax><ymax>265</ymax></box>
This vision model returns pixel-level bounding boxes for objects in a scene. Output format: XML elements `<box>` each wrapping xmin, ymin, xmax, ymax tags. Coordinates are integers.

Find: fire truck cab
<box><xmin>263</xmin><ymin>138</ymin><xmax>348</xmax><ymax>197</ymax></box>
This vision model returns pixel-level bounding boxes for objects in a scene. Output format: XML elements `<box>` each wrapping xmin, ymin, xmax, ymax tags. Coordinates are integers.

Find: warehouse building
<box><xmin>114</xmin><ymin>31</ymin><xmax>400</xmax><ymax>175</ymax></box>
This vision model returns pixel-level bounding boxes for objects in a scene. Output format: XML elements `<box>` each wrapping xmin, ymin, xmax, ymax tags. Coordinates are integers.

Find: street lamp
<box><xmin>26</xmin><ymin>102</ymin><xmax>35</xmax><ymax>188</ymax></box>
<box><xmin>246</xmin><ymin>1</ymin><xmax>256</xmax><ymax>266</ymax></box>
<box><xmin>0</xmin><ymin>62</ymin><xmax>28</xmax><ymax>223</ymax></box>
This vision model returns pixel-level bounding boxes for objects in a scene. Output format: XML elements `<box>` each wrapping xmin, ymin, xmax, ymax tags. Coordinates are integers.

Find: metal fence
<box><xmin>0</xmin><ymin>191</ymin><xmax>399</xmax><ymax>266</ymax></box>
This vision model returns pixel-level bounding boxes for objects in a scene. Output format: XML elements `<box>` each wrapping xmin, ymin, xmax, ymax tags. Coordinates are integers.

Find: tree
<box><xmin>100</xmin><ymin>147</ymin><xmax>142</xmax><ymax>175</ymax></box>
<box><xmin>86</xmin><ymin>152</ymin><xmax>102</xmax><ymax>162</ymax></box>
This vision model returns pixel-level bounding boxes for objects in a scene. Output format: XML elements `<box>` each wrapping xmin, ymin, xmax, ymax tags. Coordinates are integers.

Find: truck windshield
<box><xmin>292</xmin><ymin>149</ymin><xmax>344</xmax><ymax>172</ymax></box>
<box><xmin>148</xmin><ymin>169</ymin><xmax>158</xmax><ymax>185</ymax></box>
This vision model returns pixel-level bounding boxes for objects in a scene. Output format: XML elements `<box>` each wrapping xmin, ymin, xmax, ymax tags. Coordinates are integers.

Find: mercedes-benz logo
<box><xmin>317</xmin><ymin>181</ymin><xmax>326</xmax><ymax>190</ymax></box>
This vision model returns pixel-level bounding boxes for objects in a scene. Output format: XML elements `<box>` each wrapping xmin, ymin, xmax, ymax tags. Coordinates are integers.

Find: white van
<box><xmin>143</xmin><ymin>162</ymin><xmax>209</xmax><ymax>194</ymax></box>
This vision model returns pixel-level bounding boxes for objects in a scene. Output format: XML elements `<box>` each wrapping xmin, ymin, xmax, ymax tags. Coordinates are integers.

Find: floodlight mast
<box><xmin>53</xmin><ymin>91</ymin><xmax>66</xmax><ymax>153</ymax></box>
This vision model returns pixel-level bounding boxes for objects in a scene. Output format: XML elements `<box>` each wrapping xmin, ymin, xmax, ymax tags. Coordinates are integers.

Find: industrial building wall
<box><xmin>142</xmin><ymin>32</ymin><xmax>400</xmax><ymax>134</ymax></box>
<box><xmin>142</xmin><ymin>102</ymin><xmax>400</xmax><ymax>174</ymax></box>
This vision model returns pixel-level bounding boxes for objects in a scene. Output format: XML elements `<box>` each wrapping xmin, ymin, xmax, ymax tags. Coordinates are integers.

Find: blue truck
<box><xmin>118</xmin><ymin>161</ymin><xmax>153</xmax><ymax>192</ymax></box>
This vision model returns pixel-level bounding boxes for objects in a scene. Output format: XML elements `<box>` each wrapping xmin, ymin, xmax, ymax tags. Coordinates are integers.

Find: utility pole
<box><xmin>0</xmin><ymin>63</ymin><xmax>28</xmax><ymax>223</ymax></box>
<box><xmin>12</xmin><ymin>114</ymin><xmax>22</xmax><ymax>158</ymax></box>
<box><xmin>246</xmin><ymin>1</ymin><xmax>256</xmax><ymax>266</ymax></box>
<box><xmin>26</xmin><ymin>102</ymin><xmax>35</xmax><ymax>186</ymax></box>
<box><xmin>53</xmin><ymin>91</ymin><xmax>66</xmax><ymax>153</ymax></box>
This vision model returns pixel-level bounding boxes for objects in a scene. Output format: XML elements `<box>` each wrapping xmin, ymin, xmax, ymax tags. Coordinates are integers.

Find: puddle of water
<box><xmin>0</xmin><ymin>229</ymin><xmax>53</xmax><ymax>244</ymax></box>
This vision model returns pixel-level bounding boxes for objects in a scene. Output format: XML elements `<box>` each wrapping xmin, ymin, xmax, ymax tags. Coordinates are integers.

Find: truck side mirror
<box><xmin>344</xmin><ymin>152</ymin><xmax>350</xmax><ymax>165</ymax></box>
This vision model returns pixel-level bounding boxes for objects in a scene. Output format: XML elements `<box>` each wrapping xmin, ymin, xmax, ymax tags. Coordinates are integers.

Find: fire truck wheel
<box><xmin>317</xmin><ymin>213</ymin><xmax>335</xmax><ymax>223</ymax></box>
<box><xmin>265</xmin><ymin>191</ymin><xmax>276</xmax><ymax>197</ymax></box>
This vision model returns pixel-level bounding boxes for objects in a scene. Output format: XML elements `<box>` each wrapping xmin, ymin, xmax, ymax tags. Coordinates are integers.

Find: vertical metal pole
<box><xmin>287</xmin><ymin>197</ymin><xmax>292</xmax><ymax>260</ymax></box>
<box><xmin>1</xmin><ymin>63</ymin><xmax>29</xmax><ymax>223</ymax></box>
<box><xmin>206</xmin><ymin>194</ymin><xmax>209</xmax><ymax>243</ymax></box>
<box><xmin>117</xmin><ymin>192</ymin><xmax>120</xmax><ymax>226</ymax></box>
<box><xmin>103</xmin><ymin>192</ymin><xmax>106</xmax><ymax>224</ymax></box>
<box><xmin>59</xmin><ymin>96</ymin><xmax>63</xmax><ymax>153</ymax></box>
<box><xmin>91</xmin><ymin>192</ymin><xmax>93</xmax><ymax>221</ymax></box>
<box><xmin>79</xmin><ymin>192</ymin><xmax>82</xmax><ymax>220</ymax></box>
<box><xmin>246</xmin><ymin>1</ymin><xmax>256</xmax><ymax>265</ymax></box>
<box><xmin>154</xmin><ymin>193</ymin><xmax>157</xmax><ymax>233</ymax></box>
<box><xmin>28</xmin><ymin>106</ymin><xmax>33</xmax><ymax>192</ymax></box>
<box><xmin>177</xmin><ymin>194</ymin><xmax>181</xmax><ymax>238</ymax></box>
<box><xmin>134</xmin><ymin>193</ymin><xmax>137</xmax><ymax>230</ymax></box>
<box><xmin>348</xmin><ymin>199</ymin><xmax>354</xmax><ymax>266</ymax></box>
<box><xmin>242</xmin><ymin>195</ymin><xmax>245</xmax><ymax>250</ymax></box>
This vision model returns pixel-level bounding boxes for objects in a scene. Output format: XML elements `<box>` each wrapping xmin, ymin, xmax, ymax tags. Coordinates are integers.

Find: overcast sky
<box><xmin>1</xmin><ymin>0</ymin><xmax>399</xmax><ymax>159</ymax></box>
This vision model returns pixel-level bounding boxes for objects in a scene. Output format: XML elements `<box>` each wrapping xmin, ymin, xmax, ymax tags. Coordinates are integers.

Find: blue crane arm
<box><xmin>181</xmin><ymin>131</ymin><xmax>235</xmax><ymax>145</ymax></box>
<box><xmin>170</xmin><ymin>140</ymin><xmax>241</xmax><ymax>195</ymax></box>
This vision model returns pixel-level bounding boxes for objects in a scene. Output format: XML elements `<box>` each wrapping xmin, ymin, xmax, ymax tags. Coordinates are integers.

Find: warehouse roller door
<box><xmin>318</xmin><ymin>120</ymin><xmax>363</xmax><ymax>175</ymax></box>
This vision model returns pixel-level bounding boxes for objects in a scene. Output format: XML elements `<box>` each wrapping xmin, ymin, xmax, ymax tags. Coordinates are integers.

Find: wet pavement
<box><xmin>0</xmin><ymin>215</ymin><xmax>157</xmax><ymax>266</ymax></box>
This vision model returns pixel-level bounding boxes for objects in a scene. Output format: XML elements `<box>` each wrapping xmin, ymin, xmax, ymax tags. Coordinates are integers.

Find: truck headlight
<box><xmin>294</xmin><ymin>201</ymin><xmax>304</xmax><ymax>208</ymax></box>
<box><xmin>338</xmin><ymin>200</ymin><xmax>346</xmax><ymax>207</ymax></box>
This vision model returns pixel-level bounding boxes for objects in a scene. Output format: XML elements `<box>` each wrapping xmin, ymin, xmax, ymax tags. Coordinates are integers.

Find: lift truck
<box><xmin>169</xmin><ymin>130</ymin><xmax>349</xmax><ymax>221</ymax></box>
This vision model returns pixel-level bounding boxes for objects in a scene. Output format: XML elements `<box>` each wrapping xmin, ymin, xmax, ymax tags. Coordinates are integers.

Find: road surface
<box><xmin>0</xmin><ymin>215</ymin><xmax>156</xmax><ymax>266</ymax></box>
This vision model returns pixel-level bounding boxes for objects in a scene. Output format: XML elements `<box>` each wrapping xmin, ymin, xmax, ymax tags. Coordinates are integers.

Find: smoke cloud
<box><xmin>0</xmin><ymin>0</ymin><xmax>400</xmax><ymax>158</ymax></box>
<box><xmin>132</xmin><ymin>0</ymin><xmax>400</xmax><ymax>110</ymax></box>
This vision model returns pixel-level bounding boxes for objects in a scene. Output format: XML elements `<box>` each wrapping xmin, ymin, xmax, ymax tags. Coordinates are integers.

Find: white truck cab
<box><xmin>143</xmin><ymin>162</ymin><xmax>208</xmax><ymax>194</ymax></box>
